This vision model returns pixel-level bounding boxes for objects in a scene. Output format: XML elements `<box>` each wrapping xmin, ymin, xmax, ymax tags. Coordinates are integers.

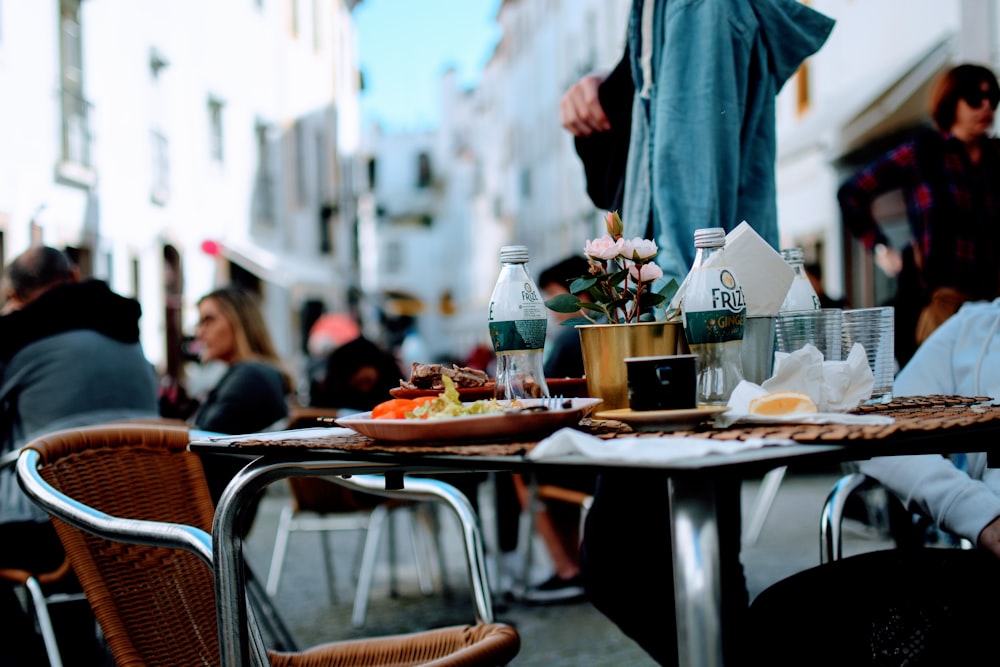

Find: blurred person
<box><xmin>858</xmin><ymin>297</ymin><xmax>1000</xmax><ymax>560</ymax></box>
<box><xmin>619</xmin><ymin>0</ymin><xmax>834</xmax><ymax>287</ymax></box>
<box><xmin>0</xmin><ymin>245</ymin><xmax>159</xmax><ymax>666</ymax></box>
<box><xmin>803</xmin><ymin>261</ymin><xmax>846</xmax><ymax>310</ymax></box>
<box><xmin>838</xmin><ymin>63</ymin><xmax>1000</xmax><ymax>351</ymax></box>
<box><xmin>311</xmin><ymin>335</ymin><xmax>403</xmax><ymax>412</ymax></box>
<box><xmin>190</xmin><ymin>286</ymin><xmax>292</xmax><ymax>511</ymax></box>
<box><xmin>561</xmin><ymin>44</ymin><xmax>634</xmax><ymax>213</ymax></box>
<box><xmin>540</xmin><ymin>255</ymin><xmax>593</xmax><ymax>380</ymax></box>
<box><xmin>504</xmin><ymin>256</ymin><xmax>599</xmax><ymax>604</ymax></box>
<box><xmin>573</xmin><ymin>1</ymin><xmax>835</xmax><ymax>664</ymax></box>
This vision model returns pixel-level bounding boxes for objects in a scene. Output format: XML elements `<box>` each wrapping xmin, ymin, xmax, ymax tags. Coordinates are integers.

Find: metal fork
<box><xmin>543</xmin><ymin>394</ymin><xmax>567</xmax><ymax>411</ymax></box>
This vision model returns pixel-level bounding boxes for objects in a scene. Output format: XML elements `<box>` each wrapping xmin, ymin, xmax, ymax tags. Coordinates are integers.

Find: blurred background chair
<box><xmin>16</xmin><ymin>423</ymin><xmax>520</xmax><ymax>666</ymax></box>
<box><xmin>266</xmin><ymin>406</ymin><xmax>452</xmax><ymax>628</ymax></box>
<box><xmin>514</xmin><ymin>474</ymin><xmax>593</xmax><ymax>598</ymax></box>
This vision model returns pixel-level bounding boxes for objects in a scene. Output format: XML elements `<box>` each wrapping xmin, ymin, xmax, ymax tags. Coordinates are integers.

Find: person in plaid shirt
<box><xmin>838</xmin><ymin>63</ymin><xmax>1000</xmax><ymax>351</ymax></box>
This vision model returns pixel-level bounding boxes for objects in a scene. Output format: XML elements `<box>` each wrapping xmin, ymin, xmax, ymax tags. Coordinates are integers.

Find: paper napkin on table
<box><xmin>200</xmin><ymin>427</ymin><xmax>353</xmax><ymax>442</ymax></box>
<box><xmin>669</xmin><ymin>221</ymin><xmax>794</xmax><ymax>317</ymax></box>
<box><xmin>528</xmin><ymin>427</ymin><xmax>795</xmax><ymax>464</ymax></box>
<box><xmin>715</xmin><ymin>344</ymin><xmax>892</xmax><ymax>427</ymax></box>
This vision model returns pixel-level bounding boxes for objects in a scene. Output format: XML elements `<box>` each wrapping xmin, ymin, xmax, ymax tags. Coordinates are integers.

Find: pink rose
<box><xmin>585</xmin><ymin>236</ymin><xmax>626</xmax><ymax>260</ymax></box>
<box><xmin>629</xmin><ymin>262</ymin><xmax>663</xmax><ymax>283</ymax></box>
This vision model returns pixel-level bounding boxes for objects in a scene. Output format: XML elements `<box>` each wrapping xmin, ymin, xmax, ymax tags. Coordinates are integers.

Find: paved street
<box><xmin>243</xmin><ymin>464</ymin><xmax>893</xmax><ymax>666</ymax></box>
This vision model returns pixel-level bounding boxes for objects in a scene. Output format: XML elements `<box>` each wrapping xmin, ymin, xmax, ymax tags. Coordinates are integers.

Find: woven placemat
<box><xmin>601</xmin><ymin>395</ymin><xmax>1000</xmax><ymax>442</ymax></box>
<box><xmin>223</xmin><ymin>395</ymin><xmax>999</xmax><ymax>453</ymax></box>
<box><xmin>226</xmin><ymin>430</ymin><xmax>538</xmax><ymax>457</ymax></box>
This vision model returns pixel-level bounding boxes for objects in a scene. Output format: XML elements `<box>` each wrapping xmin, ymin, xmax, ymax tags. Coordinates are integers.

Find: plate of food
<box><xmin>390</xmin><ymin>361</ymin><xmax>588</xmax><ymax>400</ymax></box>
<box><xmin>337</xmin><ymin>396</ymin><xmax>604</xmax><ymax>443</ymax></box>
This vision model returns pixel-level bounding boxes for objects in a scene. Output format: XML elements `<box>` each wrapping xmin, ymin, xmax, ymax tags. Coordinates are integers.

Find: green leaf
<box><xmin>560</xmin><ymin>316</ymin><xmax>593</xmax><ymax>327</ymax></box>
<box><xmin>569</xmin><ymin>276</ymin><xmax>597</xmax><ymax>292</ymax></box>
<box><xmin>545</xmin><ymin>293</ymin><xmax>584</xmax><ymax>313</ymax></box>
<box><xmin>638</xmin><ymin>292</ymin><xmax>667</xmax><ymax>308</ymax></box>
<box><xmin>656</xmin><ymin>278</ymin><xmax>679</xmax><ymax>301</ymax></box>
<box><xmin>578</xmin><ymin>302</ymin><xmax>609</xmax><ymax>314</ymax></box>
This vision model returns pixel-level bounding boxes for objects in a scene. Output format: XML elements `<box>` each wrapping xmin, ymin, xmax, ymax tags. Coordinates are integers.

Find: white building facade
<box><xmin>0</xmin><ymin>0</ymin><xmax>362</xmax><ymax>390</ymax></box>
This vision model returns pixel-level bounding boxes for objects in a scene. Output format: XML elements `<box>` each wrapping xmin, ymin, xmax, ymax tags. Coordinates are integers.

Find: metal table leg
<box><xmin>668</xmin><ymin>475</ymin><xmax>724</xmax><ymax>667</ymax></box>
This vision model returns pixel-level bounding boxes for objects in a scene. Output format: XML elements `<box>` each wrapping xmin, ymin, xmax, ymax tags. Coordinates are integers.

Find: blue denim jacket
<box><xmin>622</xmin><ymin>0</ymin><xmax>835</xmax><ymax>284</ymax></box>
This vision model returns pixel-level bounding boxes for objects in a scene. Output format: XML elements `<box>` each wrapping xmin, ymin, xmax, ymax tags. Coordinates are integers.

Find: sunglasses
<box><xmin>961</xmin><ymin>88</ymin><xmax>999</xmax><ymax>109</ymax></box>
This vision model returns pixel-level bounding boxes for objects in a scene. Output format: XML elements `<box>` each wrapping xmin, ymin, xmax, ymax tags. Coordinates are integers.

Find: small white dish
<box><xmin>593</xmin><ymin>405</ymin><xmax>730</xmax><ymax>432</ymax></box>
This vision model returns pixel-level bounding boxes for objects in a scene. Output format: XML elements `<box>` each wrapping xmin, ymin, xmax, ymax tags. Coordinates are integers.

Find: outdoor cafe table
<box><xmin>188</xmin><ymin>395</ymin><xmax>1000</xmax><ymax>667</ymax></box>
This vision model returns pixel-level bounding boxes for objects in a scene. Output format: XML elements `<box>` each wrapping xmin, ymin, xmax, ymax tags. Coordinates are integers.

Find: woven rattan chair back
<box><xmin>20</xmin><ymin>424</ymin><xmax>521</xmax><ymax>667</ymax></box>
<box><xmin>29</xmin><ymin>424</ymin><xmax>219</xmax><ymax>666</ymax></box>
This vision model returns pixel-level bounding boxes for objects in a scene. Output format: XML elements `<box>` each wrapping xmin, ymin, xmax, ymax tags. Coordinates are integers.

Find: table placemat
<box><xmin>220</xmin><ymin>395</ymin><xmax>999</xmax><ymax>454</ymax></box>
<box><xmin>610</xmin><ymin>395</ymin><xmax>1000</xmax><ymax>442</ymax></box>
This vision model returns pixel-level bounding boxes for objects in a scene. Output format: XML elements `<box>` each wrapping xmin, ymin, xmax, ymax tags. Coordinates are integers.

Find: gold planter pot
<box><xmin>577</xmin><ymin>321</ymin><xmax>686</xmax><ymax>411</ymax></box>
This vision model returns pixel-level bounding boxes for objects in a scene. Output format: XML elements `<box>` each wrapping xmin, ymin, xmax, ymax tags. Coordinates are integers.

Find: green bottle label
<box><xmin>683</xmin><ymin>310</ymin><xmax>746</xmax><ymax>345</ymax></box>
<box><xmin>489</xmin><ymin>319</ymin><xmax>546</xmax><ymax>352</ymax></box>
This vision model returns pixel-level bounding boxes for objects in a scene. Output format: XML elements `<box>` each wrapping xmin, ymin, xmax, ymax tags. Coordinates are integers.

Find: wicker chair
<box><xmin>15</xmin><ymin>424</ymin><xmax>520</xmax><ymax>667</ymax></box>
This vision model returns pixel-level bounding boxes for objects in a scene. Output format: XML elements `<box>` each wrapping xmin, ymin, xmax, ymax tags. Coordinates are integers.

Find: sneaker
<box><xmin>520</xmin><ymin>573</ymin><xmax>586</xmax><ymax>604</ymax></box>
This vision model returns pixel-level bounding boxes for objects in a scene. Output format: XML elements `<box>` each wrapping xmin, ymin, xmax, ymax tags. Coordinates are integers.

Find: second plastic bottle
<box><xmin>488</xmin><ymin>245</ymin><xmax>550</xmax><ymax>400</ymax></box>
<box><xmin>681</xmin><ymin>228</ymin><xmax>747</xmax><ymax>405</ymax></box>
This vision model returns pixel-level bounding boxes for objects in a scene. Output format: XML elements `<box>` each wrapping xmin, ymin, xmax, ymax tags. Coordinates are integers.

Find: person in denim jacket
<box><xmin>621</xmin><ymin>0</ymin><xmax>835</xmax><ymax>285</ymax></box>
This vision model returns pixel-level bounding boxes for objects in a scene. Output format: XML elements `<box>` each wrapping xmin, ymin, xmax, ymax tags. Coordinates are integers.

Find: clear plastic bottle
<box><xmin>779</xmin><ymin>247</ymin><xmax>821</xmax><ymax>312</ymax></box>
<box><xmin>681</xmin><ymin>228</ymin><xmax>747</xmax><ymax>405</ymax></box>
<box><xmin>488</xmin><ymin>245</ymin><xmax>550</xmax><ymax>400</ymax></box>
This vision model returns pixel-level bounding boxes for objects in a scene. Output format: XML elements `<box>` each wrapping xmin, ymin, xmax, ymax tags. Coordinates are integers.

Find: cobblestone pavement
<box><xmin>243</xmin><ymin>465</ymin><xmax>892</xmax><ymax>666</ymax></box>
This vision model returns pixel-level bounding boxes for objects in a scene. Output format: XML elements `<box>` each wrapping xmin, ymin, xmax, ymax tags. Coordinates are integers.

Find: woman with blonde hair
<box><xmin>191</xmin><ymin>286</ymin><xmax>291</xmax><ymax>506</ymax></box>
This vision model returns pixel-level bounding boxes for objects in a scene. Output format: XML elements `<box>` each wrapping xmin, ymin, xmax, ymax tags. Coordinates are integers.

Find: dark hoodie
<box><xmin>0</xmin><ymin>280</ymin><xmax>142</xmax><ymax>362</ymax></box>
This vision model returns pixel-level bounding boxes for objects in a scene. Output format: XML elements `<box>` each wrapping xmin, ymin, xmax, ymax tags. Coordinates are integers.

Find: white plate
<box><xmin>593</xmin><ymin>405</ymin><xmax>730</xmax><ymax>432</ymax></box>
<box><xmin>336</xmin><ymin>397</ymin><xmax>604</xmax><ymax>443</ymax></box>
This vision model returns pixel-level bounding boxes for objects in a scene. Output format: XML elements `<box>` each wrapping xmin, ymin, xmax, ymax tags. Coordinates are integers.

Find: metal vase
<box><xmin>577</xmin><ymin>321</ymin><xmax>686</xmax><ymax>411</ymax></box>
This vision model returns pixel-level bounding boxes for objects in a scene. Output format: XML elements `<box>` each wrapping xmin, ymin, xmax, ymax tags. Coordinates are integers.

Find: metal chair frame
<box><xmin>266</xmin><ymin>476</ymin><xmax>453</xmax><ymax>628</ymax></box>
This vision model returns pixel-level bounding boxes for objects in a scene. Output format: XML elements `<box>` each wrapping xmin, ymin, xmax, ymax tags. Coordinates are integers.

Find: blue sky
<box><xmin>353</xmin><ymin>0</ymin><xmax>501</xmax><ymax>131</ymax></box>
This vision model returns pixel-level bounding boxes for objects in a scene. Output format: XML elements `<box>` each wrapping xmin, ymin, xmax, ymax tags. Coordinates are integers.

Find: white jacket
<box><xmin>859</xmin><ymin>298</ymin><xmax>1000</xmax><ymax>543</ymax></box>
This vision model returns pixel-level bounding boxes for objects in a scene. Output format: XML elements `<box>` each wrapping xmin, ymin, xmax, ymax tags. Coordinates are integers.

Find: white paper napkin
<box><xmin>199</xmin><ymin>427</ymin><xmax>353</xmax><ymax>442</ymax></box>
<box><xmin>715</xmin><ymin>344</ymin><xmax>891</xmax><ymax>427</ymax></box>
<box><xmin>668</xmin><ymin>221</ymin><xmax>794</xmax><ymax>318</ymax></box>
<box><xmin>528</xmin><ymin>427</ymin><xmax>795</xmax><ymax>464</ymax></box>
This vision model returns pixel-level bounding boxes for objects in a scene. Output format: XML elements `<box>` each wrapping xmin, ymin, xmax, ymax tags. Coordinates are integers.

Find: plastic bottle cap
<box><xmin>693</xmin><ymin>228</ymin><xmax>726</xmax><ymax>249</ymax></box>
<box><xmin>499</xmin><ymin>245</ymin><xmax>530</xmax><ymax>263</ymax></box>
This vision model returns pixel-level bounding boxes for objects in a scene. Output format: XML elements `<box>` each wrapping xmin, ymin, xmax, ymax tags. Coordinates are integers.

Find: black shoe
<box><xmin>520</xmin><ymin>573</ymin><xmax>586</xmax><ymax>604</ymax></box>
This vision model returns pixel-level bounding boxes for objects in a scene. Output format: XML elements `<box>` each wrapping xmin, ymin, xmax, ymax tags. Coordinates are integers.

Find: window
<box><xmin>312</xmin><ymin>0</ymin><xmax>320</xmax><ymax>51</ymax></box>
<box><xmin>59</xmin><ymin>0</ymin><xmax>92</xmax><ymax>170</ymax></box>
<box><xmin>519</xmin><ymin>167</ymin><xmax>531</xmax><ymax>199</ymax></box>
<box><xmin>207</xmin><ymin>97</ymin><xmax>224</xmax><ymax>162</ymax></box>
<box><xmin>290</xmin><ymin>0</ymin><xmax>299</xmax><ymax>37</ymax></box>
<box><xmin>150</xmin><ymin>129</ymin><xmax>169</xmax><ymax>205</ymax></box>
<box><xmin>383</xmin><ymin>239</ymin><xmax>402</xmax><ymax>274</ymax></box>
<box><xmin>254</xmin><ymin>121</ymin><xmax>275</xmax><ymax>223</ymax></box>
<box><xmin>417</xmin><ymin>152</ymin><xmax>432</xmax><ymax>188</ymax></box>
<box><xmin>294</xmin><ymin>121</ymin><xmax>307</xmax><ymax>205</ymax></box>
<box><xmin>367</xmin><ymin>157</ymin><xmax>377</xmax><ymax>190</ymax></box>
<box><xmin>315</xmin><ymin>129</ymin><xmax>328</xmax><ymax>201</ymax></box>
<box><xmin>319</xmin><ymin>203</ymin><xmax>334</xmax><ymax>254</ymax></box>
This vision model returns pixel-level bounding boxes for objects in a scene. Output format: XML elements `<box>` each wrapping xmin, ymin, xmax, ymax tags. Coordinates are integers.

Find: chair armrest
<box><xmin>819</xmin><ymin>472</ymin><xmax>875</xmax><ymax>564</ymax></box>
<box><xmin>16</xmin><ymin>449</ymin><xmax>214</xmax><ymax>565</ymax></box>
